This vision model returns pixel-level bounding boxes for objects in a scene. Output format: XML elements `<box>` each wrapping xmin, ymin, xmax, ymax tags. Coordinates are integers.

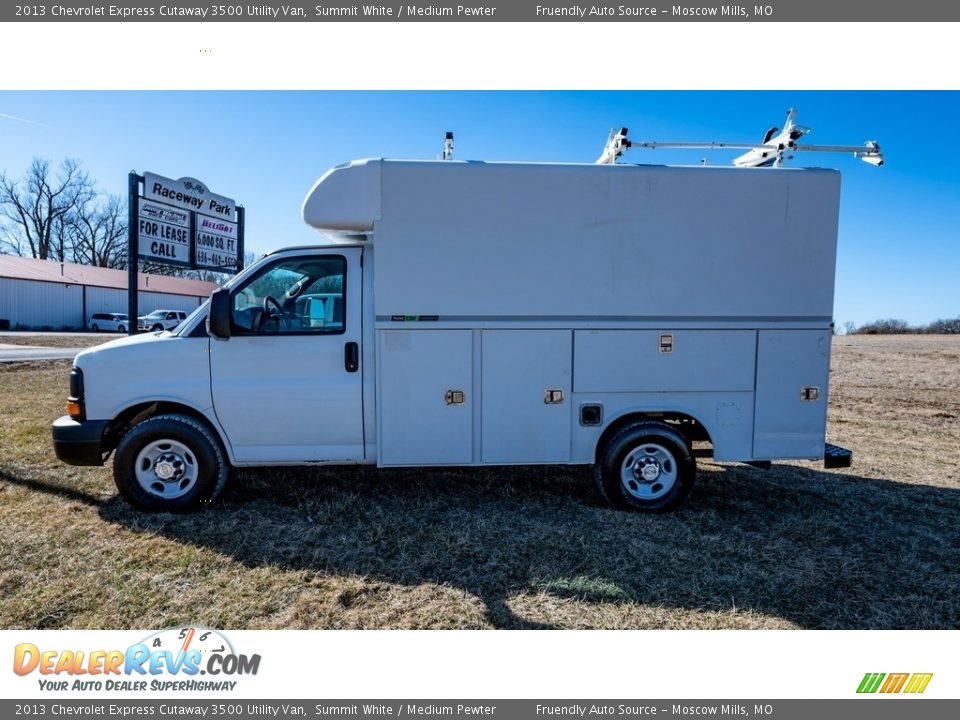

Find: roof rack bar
<box><xmin>596</xmin><ymin>109</ymin><xmax>884</xmax><ymax>168</ymax></box>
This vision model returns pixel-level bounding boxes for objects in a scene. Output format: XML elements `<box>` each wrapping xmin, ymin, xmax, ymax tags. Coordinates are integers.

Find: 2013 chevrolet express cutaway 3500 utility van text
<box><xmin>51</xmin><ymin>159</ymin><xmax>852</xmax><ymax>512</ymax></box>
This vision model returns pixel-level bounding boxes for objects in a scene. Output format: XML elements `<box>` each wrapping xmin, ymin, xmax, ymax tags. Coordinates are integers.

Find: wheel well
<box><xmin>103</xmin><ymin>402</ymin><xmax>225</xmax><ymax>457</ymax></box>
<box><xmin>595</xmin><ymin>412</ymin><xmax>712</xmax><ymax>462</ymax></box>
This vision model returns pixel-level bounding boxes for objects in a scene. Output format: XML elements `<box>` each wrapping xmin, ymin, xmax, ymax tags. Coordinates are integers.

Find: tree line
<box><xmin>841</xmin><ymin>318</ymin><xmax>960</xmax><ymax>334</ymax></box>
<box><xmin>0</xmin><ymin>157</ymin><xmax>237</xmax><ymax>281</ymax></box>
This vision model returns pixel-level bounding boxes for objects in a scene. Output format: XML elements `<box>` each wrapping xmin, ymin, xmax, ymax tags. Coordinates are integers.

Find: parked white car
<box><xmin>138</xmin><ymin>310</ymin><xmax>187</xmax><ymax>332</ymax></box>
<box><xmin>89</xmin><ymin>313</ymin><xmax>129</xmax><ymax>333</ymax></box>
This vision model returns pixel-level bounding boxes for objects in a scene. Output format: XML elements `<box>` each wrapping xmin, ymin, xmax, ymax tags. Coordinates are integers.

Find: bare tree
<box><xmin>68</xmin><ymin>194</ymin><xmax>127</xmax><ymax>268</ymax></box>
<box><xmin>138</xmin><ymin>258</ymin><xmax>186</xmax><ymax>276</ymax></box>
<box><xmin>841</xmin><ymin>321</ymin><xmax>856</xmax><ymax>336</ymax></box>
<box><xmin>926</xmin><ymin>317</ymin><xmax>960</xmax><ymax>334</ymax></box>
<box><xmin>0</xmin><ymin>158</ymin><xmax>96</xmax><ymax>259</ymax></box>
<box><xmin>184</xmin><ymin>268</ymin><xmax>230</xmax><ymax>283</ymax></box>
<box><xmin>185</xmin><ymin>250</ymin><xmax>256</xmax><ymax>283</ymax></box>
<box><xmin>854</xmin><ymin>318</ymin><xmax>914</xmax><ymax>335</ymax></box>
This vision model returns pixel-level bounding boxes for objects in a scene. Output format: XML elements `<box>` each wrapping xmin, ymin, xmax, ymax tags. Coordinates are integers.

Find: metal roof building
<box><xmin>0</xmin><ymin>256</ymin><xmax>218</xmax><ymax>330</ymax></box>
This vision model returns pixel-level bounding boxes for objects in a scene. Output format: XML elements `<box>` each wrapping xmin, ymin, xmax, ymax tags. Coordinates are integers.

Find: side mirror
<box><xmin>305</xmin><ymin>297</ymin><xmax>327</xmax><ymax>328</ymax></box>
<box><xmin>208</xmin><ymin>288</ymin><xmax>232</xmax><ymax>340</ymax></box>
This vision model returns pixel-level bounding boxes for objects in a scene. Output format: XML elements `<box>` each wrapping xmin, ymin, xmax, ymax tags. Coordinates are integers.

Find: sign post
<box><xmin>126</xmin><ymin>172</ymin><xmax>245</xmax><ymax>335</ymax></box>
<box><xmin>127</xmin><ymin>172</ymin><xmax>140</xmax><ymax>335</ymax></box>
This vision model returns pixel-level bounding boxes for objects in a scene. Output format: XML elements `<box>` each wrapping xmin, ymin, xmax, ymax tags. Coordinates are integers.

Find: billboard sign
<box><xmin>143</xmin><ymin>172</ymin><xmax>236</xmax><ymax>220</ymax></box>
<box><xmin>137</xmin><ymin>199</ymin><xmax>191</xmax><ymax>266</ymax></box>
<box><xmin>131</xmin><ymin>171</ymin><xmax>244</xmax><ymax>275</ymax></box>
<box><xmin>194</xmin><ymin>214</ymin><xmax>240</xmax><ymax>270</ymax></box>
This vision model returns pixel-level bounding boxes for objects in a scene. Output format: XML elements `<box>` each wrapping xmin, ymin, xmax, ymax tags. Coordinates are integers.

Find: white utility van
<box><xmin>52</xmin><ymin>159</ymin><xmax>851</xmax><ymax>512</ymax></box>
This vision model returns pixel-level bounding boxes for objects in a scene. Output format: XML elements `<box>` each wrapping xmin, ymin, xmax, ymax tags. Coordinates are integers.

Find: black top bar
<box><xmin>5</xmin><ymin>1</ymin><xmax>958</xmax><ymax>22</ymax></box>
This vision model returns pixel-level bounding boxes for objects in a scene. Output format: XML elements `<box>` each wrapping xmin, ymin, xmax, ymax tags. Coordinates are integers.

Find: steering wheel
<box><xmin>255</xmin><ymin>295</ymin><xmax>284</xmax><ymax>333</ymax></box>
<box><xmin>263</xmin><ymin>295</ymin><xmax>283</xmax><ymax>316</ymax></box>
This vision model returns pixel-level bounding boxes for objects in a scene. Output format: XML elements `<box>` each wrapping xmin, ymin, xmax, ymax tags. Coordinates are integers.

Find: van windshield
<box><xmin>171</xmin><ymin>301</ymin><xmax>209</xmax><ymax>337</ymax></box>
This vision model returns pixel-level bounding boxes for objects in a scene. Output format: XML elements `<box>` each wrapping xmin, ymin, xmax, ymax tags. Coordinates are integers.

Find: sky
<box><xmin>0</xmin><ymin>90</ymin><xmax>957</xmax><ymax>327</ymax></box>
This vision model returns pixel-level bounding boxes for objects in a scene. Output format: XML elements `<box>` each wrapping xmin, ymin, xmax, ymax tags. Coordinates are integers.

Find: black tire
<box><xmin>152</xmin><ymin>324</ymin><xmax>163</xmax><ymax>332</ymax></box>
<box><xmin>117</xmin><ymin>325</ymin><xmax>126</xmax><ymax>333</ymax></box>
<box><xmin>595</xmin><ymin>421</ymin><xmax>696</xmax><ymax>512</ymax></box>
<box><xmin>112</xmin><ymin>414</ymin><xmax>230</xmax><ymax>512</ymax></box>
<box><xmin>91</xmin><ymin>324</ymin><xmax>99</xmax><ymax>332</ymax></box>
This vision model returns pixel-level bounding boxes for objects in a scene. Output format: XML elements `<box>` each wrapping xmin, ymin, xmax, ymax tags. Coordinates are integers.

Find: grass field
<box><xmin>0</xmin><ymin>334</ymin><xmax>115</xmax><ymax>349</ymax></box>
<box><xmin>0</xmin><ymin>335</ymin><xmax>958</xmax><ymax>630</ymax></box>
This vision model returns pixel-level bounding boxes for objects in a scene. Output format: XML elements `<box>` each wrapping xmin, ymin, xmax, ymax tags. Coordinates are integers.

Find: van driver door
<box><xmin>209</xmin><ymin>248</ymin><xmax>364</xmax><ymax>463</ymax></box>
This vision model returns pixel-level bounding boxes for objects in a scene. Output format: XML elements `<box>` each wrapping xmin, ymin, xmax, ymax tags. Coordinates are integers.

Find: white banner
<box><xmin>1</xmin><ymin>630</ymin><xmax>955</xmax><ymax>700</ymax></box>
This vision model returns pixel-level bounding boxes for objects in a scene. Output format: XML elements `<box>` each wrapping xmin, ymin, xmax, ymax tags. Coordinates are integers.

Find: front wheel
<box><xmin>152</xmin><ymin>324</ymin><xmax>163</xmax><ymax>332</ymax></box>
<box><xmin>112</xmin><ymin>414</ymin><xmax>229</xmax><ymax>512</ymax></box>
<box><xmin>117</xmin><ymin>325</ymin><xmax>126</xmax><ymax>333</ymax></box>
<box><xmin>595</xmin><ymin>421</ymin><xmax>696</xmax><ymax>511</ymax></box>
<box><xmin>91</xmin><ymin>324</ymin><xmax>99</xmax><ymax>332</ymax></box>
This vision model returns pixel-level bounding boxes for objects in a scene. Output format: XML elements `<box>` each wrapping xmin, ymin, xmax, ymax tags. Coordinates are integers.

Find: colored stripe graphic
<box><xmin>857</xmin><ymin>673</ymin><xmax>885</xmax><ymax>693</ymax></box>
<box><xmin>857</xmin><ymin>672</ymin><xmax>932</xmax><ymax>694</ymax></box>
<box><xmin>880</xmin><ymin>673</ymin><xmax>909</xmax><ymax>693</ymax></box>
<box><xmin>904</xmin><ymin>673</ymin><xmax>934</xmax><ymax>694</ymax></box>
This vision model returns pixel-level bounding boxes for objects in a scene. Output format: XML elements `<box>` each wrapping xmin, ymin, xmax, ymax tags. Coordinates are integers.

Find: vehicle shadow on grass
<box><xmin>6</xmin><ymin>463</ymin><xmax>958</xmax><ymax>629</ymax></box>
<box><xmin>90</xmin><ymin>460</ymin><xmax>960</xmax><ymax>630</ymax></box>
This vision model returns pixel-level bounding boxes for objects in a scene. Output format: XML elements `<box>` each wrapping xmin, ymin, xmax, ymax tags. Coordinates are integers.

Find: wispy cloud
<box><xmin>0</xmin><ymin>112</ymin><xmax>51</xmax><ymax>128</ymax></box>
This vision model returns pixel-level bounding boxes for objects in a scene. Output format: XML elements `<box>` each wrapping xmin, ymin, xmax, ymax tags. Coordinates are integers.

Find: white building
<box><xmin>0</xmin><ymin>255</ymin><xmax>218</xmax><ymax>330</ymax></box>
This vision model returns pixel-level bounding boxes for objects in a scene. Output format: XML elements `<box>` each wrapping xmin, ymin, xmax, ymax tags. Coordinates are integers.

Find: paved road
<box><xmin>0</xmin><ymin>344</ymin><xmax>84</xmax><ymax>363</ymax></box>
<box><xmin>0</xmin><ymin>331</ymin><xmax>103</xmax><ymax>338</ymax></box>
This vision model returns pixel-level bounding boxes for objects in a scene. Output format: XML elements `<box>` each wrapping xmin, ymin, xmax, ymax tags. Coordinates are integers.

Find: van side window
<box><xmin>230</xmin><ymin>255</ymin><xmax>346</xmax><ymax>335</ymax></box>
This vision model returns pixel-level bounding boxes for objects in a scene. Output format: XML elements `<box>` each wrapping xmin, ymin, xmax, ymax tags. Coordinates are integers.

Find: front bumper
<box><xmin>51</xmin><ymin>415</ymin><xmax>109</xmax><ymax>466</ymax></box>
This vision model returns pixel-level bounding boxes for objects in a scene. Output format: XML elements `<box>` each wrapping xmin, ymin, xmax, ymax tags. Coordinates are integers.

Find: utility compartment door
<box><xmin>753</xmin><ymin>330</ymin><xmax>831</xmax><ymax>459</ymax></box>
<box><xmin>379</xmin><ymin>329</ymin><xmax>473</xmax><ymax>466</ymax></box>
<box><xmin>482</xmin><ymin>330</ymin><xmax>572</xmax><ymax>463</ymax></box>
<box><xmin>574</xmin><ymin>330</ymin><xmax>756</xmax><ymax>392</ymax></box>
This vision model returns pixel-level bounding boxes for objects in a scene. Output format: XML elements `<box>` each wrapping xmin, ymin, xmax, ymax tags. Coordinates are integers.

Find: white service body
<box><xmin>302</xmin><ymin>159</ymin><xmax>840</xmax><ymax>466</ymax></box>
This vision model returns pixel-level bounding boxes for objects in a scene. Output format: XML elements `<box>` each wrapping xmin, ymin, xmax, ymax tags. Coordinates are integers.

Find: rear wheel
<box><xmin>595</xmin><ymin>421</ymin><xmax>696</xmax><ymax>511</ymax></box>
<box><xmin>112</xmin><ymin>414</ymin><xmax>229</xmax><ymax>512</ymax></box>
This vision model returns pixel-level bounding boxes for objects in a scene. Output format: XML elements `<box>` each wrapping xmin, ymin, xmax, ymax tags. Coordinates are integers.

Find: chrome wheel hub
<box><xmin>153</xmin><ymin>453</ymin><xmax>183</xmax><ymax>480</ymax></box>
<box><xmin>637</xmin><ymin>458</ymin><xmax>662</xmax><ymax>482</ymax></box>
<box><xmin>620</xmin><ymin>443</ymin><xmax>678</xmax><ymax>500</ymax></box>
<box><xmin>134</xmin><ymin>440</ymin><xmax>198</xmax><ymax>500</ymax></box>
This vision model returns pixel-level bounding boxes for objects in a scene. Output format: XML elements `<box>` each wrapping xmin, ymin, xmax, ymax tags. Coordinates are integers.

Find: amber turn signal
<box><xmin>66</xmin><ymin>400</ymin><xmax>83</xmax><ymax>419</ymax></box>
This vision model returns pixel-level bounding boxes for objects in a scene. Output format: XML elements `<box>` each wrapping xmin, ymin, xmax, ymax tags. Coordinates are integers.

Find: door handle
<box><xmin>344</xmin><ymin>341</ymin><xmax>359</xmax><ymax>372</ymax></box>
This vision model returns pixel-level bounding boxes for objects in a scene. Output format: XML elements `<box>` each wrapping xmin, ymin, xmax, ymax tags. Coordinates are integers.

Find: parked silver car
<box><xmin>89</xmin><ymin>313</ymin><xmax>129</xmax><ymax>333</ymax></box>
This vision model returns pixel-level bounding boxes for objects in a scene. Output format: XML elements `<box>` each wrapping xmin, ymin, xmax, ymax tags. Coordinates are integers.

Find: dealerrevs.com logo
<box><xmin>13</xmin><ymin>627</ymin><xmax>260</xmax><ymax>692</ymax></box>
<box><xmin>857</xmin><ymin>672</ymin><xmax>933</xmax><ymax>694</ymax></box>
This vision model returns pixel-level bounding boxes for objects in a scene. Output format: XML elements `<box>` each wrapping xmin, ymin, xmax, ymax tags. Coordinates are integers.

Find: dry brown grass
<box><xmin>1</xmin><ymin>336</ymin><xmax>958</xmax><ymax>630</ymax></box>
<box><xmin>0</xmin><ymin>334</ymin><xmax>114</xmax><ymax>349</ymax></box>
